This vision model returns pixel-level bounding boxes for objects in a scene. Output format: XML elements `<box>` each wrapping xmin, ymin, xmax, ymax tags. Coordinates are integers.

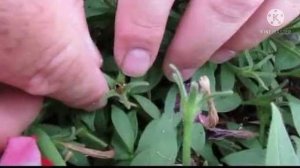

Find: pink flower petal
<box><xmin>0</xmin><ymin>137</ymin><xmax>41</xmax><ymax>166</ymax></box>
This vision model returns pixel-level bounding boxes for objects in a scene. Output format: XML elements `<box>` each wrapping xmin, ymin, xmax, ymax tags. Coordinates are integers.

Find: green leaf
<box><xmin>164</xmin><ymin>85</ymin><xmax>178</xmax><ymax>115</ymax></box>
<box><xmin>238</xmin><ymin>138</ymin><xmax>262</xmax><ymax>149</ymax></box>
<box><xmin>58</xmin><ymin>146</ymin><xmax>90</xmax><ymax>166</ymax></box>
<box><xmin>279</xmin><ymin>68</ymin><xmax>300</xmax><ymax>78</ymax></box>
<box><xmin>94</xmin><ymin>109</ymin><xmax>109</xmax><ymax>135</ymax></box>
<box><xmin>76</xmin><ymin>127</ymin><xmax>108</xmax><ymax>149</ymax></box>
<box><xmin>162</xmin><ymin>88</ymin><xmax>182</xmax><ymax>126</ymax></box>
<box><xmin>286</xmin><ymin>94</ymin><xmax>300</xmax><ymax>136</ymax></box>
<box><xmin>260</xmin><ymin>60</ymin><xmax>275</xmax><ymax>87</ymax></box>
<box><xmin>67</xmin><ymin>151</ymin><xmax>90</xmax><ymax>166</ymax></box>
<box><xmin>222</xmin><ymin>148</ymin><xmax>265</xmax><ymax>166</ymax></box>
<box><xmin>130</xmin><ymin>146</ymin><xmax>176</xmax><ymax>166</ymax></box>
<box><xmin>111</xmin><ymin>105</ymin><xmax>135</xmax><ymax>152</ymax></box>
<box><xmin>214</xmin><ymin>140</ymin><xmax>242</xmax><ymax>156</ymax></box>
<box><xmin>128</xmin><ymin>111</ymin><xmax>138</xmax><ymax>141</ymax></box>
<box><xmin>102</xmin><ymin>55</ymin><xmax>119</xmax><ymax>73</ymax></box>
<box><xmin>84</xmin><ymin>0</ymin><xmax>114</xmax><ymax>18</ymax></box>
<box><xmin>291</xmin><ymin>136</ymin><xmax>300</xmax><ymax>161</ymax></box>
<box><xmin>104</xmin><ymin>74</ymin><xmax>117</xmax><ymax>88</ymax></box>
<box><xmin>30</xmin><ymin>127</ymin><xmax>66</xmax><ymax>166</ymax></box>
<box><xmin>197</xmin><ymin>143</ymin><xmax>220</xmax><ymax>166</ymax></box>
<box><xmin>220</xmin><ymin>65</ymin><xmax>235</xmax><ymax>91</ymax></box>
<box><xmin>38</xmin><ymin>124</ymin><xmax>64</xmax><ymax>136</ymax></box>
<box><xmin>191</xmin><ymin>123</ymin><xmax>205</xmax><ymax>155</ymax></box>
<box><xmin>79</xmin><ymin>112</ymin><xmax>96</xmax><ymax>131</ymax></box>
<box><xmin>272</xmin><ymin>38</ymin><xmax>300</xmax><ymax>70</ymax></box>
<box><xmin>238</xmin><ymin>76</ymin><xmax>260</xmax><ymax>95</ymax></box>
<box><xmin>38</xmin><ymin>124</ymin><xmax>76</xmax><ymax>141</ymax></box>
<box><xmin>125</xmin><ymin>81</ymin><xmax>149</xmax><ymax>94</ymax></box>
<box><xmin>132</xmin><ymin>95</ymin><xmax>161</xmax><ymax>119</ymax></box>
<box><xmin>130</xmin><ymin>66</ymin><xmax>163</xmax><ymax>94</ymax></box>
<box><xmin>131</xmin><ymin>115</ymin><xmax>178</xmax><ymax>165</ymax></box>
<box><xmin>202</xmin><ymin>93</ymin><xmax>242</xmax><ymax>113</ymax></box>
<box><xmin>265</xmin><ymin>103</ymin><xmax>299</xmax><ymax>165</ymax></box>
<box><xmin>111</xmin><ymin>132</ymin><xmax>132</xmax><ymax>160</ymax></box>
<box><xmin>214</xmin><ymin>93</ymin><xmax>242</xmax><ymax>113</ymax></box>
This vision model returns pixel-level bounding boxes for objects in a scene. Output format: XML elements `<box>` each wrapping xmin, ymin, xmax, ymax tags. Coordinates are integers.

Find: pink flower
<box><xmin>0</xmin><ymin>137</ymin><xmax>42</xmax><ymax>166</ymax></box>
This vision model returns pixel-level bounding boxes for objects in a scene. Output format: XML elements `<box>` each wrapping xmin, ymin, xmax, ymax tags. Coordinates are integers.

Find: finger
<box><xmin>163</xmin><ymin>0</ymin><xmax>264</xmax><ymax>80</ymax></box>
<box><xmin>210</xmin><ymin>0</ymin><xmax>300</xmax><ymax>63</ymax></box>
<box><xmin>25</xmin><ymin>37</ymin><xmax>109</xmax><ymax>111</ymax></box>
<box><xmin>0</xmin><ymin>0</ymin><xmax>109</xmax><ymax>111</ymax></box>
<box><xmin>114</xmin><ymin>0</ymin><xmax>174</xmax><ymax>77</ymax></box>
<box><xmin>0</xmin><ymin>84</ymin><xmax>43</xmax><ymax>150</ymax></box>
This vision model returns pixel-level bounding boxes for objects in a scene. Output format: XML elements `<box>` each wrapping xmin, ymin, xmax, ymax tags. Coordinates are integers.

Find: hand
<box><xmin>114</xmin><ymin>0</ymin><xmax>300</xmax><ymax>80</ymax></box>
<box><xmin>0</xmin><ymin>0</ymin><xmax>109</xmax><ymax>148</ymax></box>
<box><xmin>0</xmin><ymin>0</ymin><xmax>299</xmax><ymax>148</ymax></box>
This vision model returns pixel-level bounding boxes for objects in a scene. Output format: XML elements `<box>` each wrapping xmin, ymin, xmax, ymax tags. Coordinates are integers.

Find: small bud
<box><xmin>199</xmin><ymin>76</ymin><xmax>211</xmax><ymax>94</ymax></box>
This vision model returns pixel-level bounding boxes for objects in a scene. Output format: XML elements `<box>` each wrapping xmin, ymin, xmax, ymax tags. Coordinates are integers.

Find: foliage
<box><xmin>24</xmin><ymin>0</ymin><xmax>300</xmax><ymax>166</ymax></box>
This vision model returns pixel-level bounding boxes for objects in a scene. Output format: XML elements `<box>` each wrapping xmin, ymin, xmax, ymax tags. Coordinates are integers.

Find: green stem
<box><xmin>182</xmin><ymin>102</ymin><xmax>196</xmax><ymax>166</ymax></box>
<box><xmin>257</xmin><ymin>107</ymin><xmax>270</xmax><ymax>147</ymax></box>
<box><xmin>182</xmin><ymin>118</ymin><xmax>193</xmax><ymax>166</ymax></box>
<box><xmin>76</xmin><ymin>127</ymin><xmax>108</xmax><ymax>149</ymax></box>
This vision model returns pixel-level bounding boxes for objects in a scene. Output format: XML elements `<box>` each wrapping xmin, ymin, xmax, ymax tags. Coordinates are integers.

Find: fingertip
<box><xmin>83</xmin><ymin>93</ymin><xmax>108</xmax><ymax>112</ymax></box>
<box><xmin>80</xmin><ymin>71</ymin><xmax>110</xmax><ymax>112</ymax></box>
<box><xmin>210</xmin><ymin>49</ymin><xmax>237</xmax><ymax>64</ymax></box>
<box><xmin>121</xmin><ymin>48</ymin><xmax>151</xmax><ymax>77</ymax></box>
<box><xmin>114</xmin><ymin>0</ymin><xmax>174</xmax><ymax>78</ymax></box>
<box><xmin>181</xmin><ymin>68</ymin><xmax>197</xmax><ymax>81</ymax></box>
<box><xmin>163</xmin><ymin>63</ymin><xmax>196</xmax><ymax>82</ymax></box>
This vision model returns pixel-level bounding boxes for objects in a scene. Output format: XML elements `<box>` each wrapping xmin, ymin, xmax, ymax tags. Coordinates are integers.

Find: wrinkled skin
<box><xmin>0</xmin><ymin>0</ymin><xmax>299</xmax><ymax>149</ymax></box>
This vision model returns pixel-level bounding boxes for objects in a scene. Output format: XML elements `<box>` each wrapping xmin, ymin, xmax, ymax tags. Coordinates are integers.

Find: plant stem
<box><xmin>182</xmin><ymin>117</ymin><xmax>193</xmax><ymax>166</ymax></box>
<box><xmin>182</xmin><ymin>102</ymin><xmax>196</xmax><ymax>166</ymax></box>
<box><xmin>76</xmin><ymin>127</ymin><xmax>108</xmax><ymax>149</ymax></box>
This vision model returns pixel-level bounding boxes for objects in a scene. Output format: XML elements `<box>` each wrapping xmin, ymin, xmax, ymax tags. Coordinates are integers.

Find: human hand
<box><xmin>0</xmin><ymin>0</ymin><xmax>299</xmax><ymax>149</ymax></box>
<box><xmin>0</xmin><ymin>0</ymin><xmax>108</xmax><ymax>148</ymax></box>
<box><xmin>113</xmin><ymin>0</ymin><xmax>300</xmax><ymax>80</ymax></box>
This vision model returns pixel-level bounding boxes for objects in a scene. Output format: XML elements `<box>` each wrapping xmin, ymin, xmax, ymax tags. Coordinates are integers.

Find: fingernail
<box><xmin>181</xmin><ymin>68</ymin><xmax>197</xmax><ymax>80</ymax></box>
<box><xmin>84</xmin><ymin>96</ymin><xmax>108</xmax><ymax>112</ymax></box>
<box><xmin>210</xmin><ymin>49</ymin><xmax>236</xmax><ymax>64</ymax></box>
<box><xmin>122</xmin><ymin>48</ymin><xmax>151</xmax><ymax>77</ymax></box>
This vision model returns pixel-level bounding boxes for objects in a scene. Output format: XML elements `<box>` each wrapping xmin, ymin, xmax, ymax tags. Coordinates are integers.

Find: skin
<box><xmin>0</xmin><ymin>0</ymin><xmax>299</xmax><ymax>149</ymax></box>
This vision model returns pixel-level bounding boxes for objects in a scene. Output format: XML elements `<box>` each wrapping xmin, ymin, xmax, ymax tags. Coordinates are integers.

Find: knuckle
<box><xmin>24</xmin><ymin>73</ymin><xmax>50</xmax><ymax>96</ymax></box>
<box><xmin>24</xmin><ymin>42</ymin><xmax>75</xmax><ymax>96</ymax></box>
<box><xmin>131</xmin><ymin>13</ymin><xmax>166</xmax><ymax>30</ymax></box>
<box><xmin>116</xmin><ymin>25</ymin><xmax>164</xmax><ymax>49</ymax></box>
<box><xmin>117</xmin><ymin>15</ymin><xmax>166</xmax><ymax>44</ymax></box>
<box><xmin>208</xmin><ymin>0</ymin><xmax>263</xmax><ymax>23</ymax></box>
<box><xmin>126</xmin><ymin>1</ymin><xmax>170</xmax><ymax>30</ymax></box>
<box><xmin>118</xmin><ymin>19</ymin><xmax>164</xmax><ymax>38</ymax></box>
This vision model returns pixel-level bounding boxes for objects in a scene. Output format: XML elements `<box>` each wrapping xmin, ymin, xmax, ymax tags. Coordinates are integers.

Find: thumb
<box><xmin>0</xmin><ymin>0</ymin><xmax>109</xmax><ymax>111</ymax></box>
<box><xmin>30</xmin><ymin>40</ymin><xmax>109</xmax><ymax>111</ymax></box>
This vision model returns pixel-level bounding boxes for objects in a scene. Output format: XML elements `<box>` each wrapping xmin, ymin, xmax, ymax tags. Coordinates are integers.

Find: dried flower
<box><xmin>207</xmin><ymin>127</ymin><xmax>258</xmax><ymax>140</ymax></box>
<box><xmin>198</xmin><ymin>76</ymin><xmax>219</xmax><ymax>128</ymax></box>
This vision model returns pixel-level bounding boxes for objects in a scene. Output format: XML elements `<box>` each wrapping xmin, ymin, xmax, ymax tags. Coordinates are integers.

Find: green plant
<box><xmin>22</xmin><ymin>0</ymin><xmax>300</xmax><ymax>166</ymax></box>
